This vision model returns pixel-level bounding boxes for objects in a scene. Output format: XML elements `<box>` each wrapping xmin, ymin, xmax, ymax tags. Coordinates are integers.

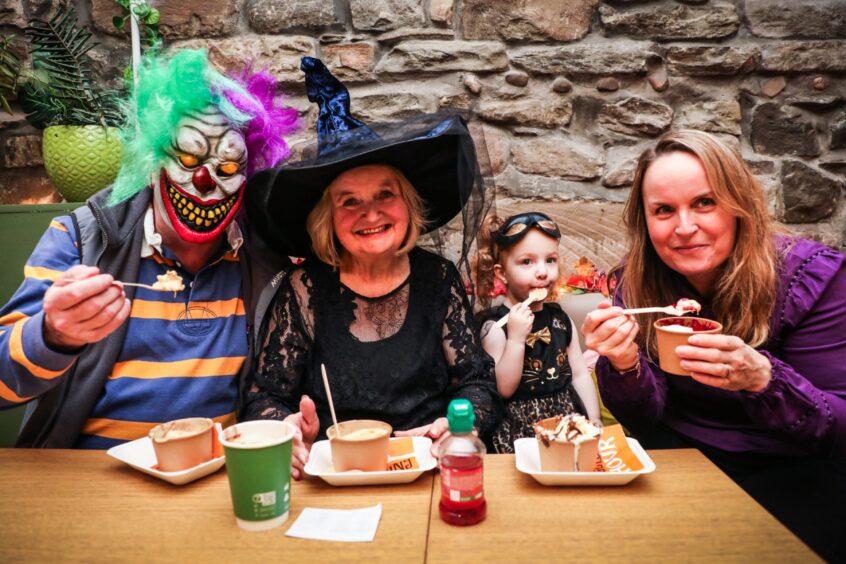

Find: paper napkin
<box><xmin>285</xmin><ymin>504</ymin><xmax>382</xmax><ymax>542</ymax></box>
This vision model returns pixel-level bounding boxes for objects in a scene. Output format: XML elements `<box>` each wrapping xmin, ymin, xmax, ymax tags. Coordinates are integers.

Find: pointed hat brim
<box><xmin>246</xmin><ymin>114</ymin><xmax>477</xmax><ymax>258</ymax></box>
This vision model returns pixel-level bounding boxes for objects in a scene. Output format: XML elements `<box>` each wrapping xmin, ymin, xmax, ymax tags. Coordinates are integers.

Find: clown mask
<box><xmin>154</xmin><ymin>106</ymin><xmax>247</xmax><ymax>244</ymax></box>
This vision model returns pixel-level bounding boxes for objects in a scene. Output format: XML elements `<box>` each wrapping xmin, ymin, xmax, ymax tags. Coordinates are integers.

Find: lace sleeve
<box><xmin>241</xmin><ymin>270</ymin><xmax>313</xmax><ymax>421</ymax></box>
<box><xmin>441</xmin><ymin>263</ymin><xmax>503</xmax><ymax>439</ymax></box>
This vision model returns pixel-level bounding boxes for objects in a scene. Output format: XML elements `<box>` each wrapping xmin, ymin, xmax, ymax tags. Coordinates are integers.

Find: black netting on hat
<box><xmin>414</xmin><ymin>115</ymin><xmax>495</xmax><ymax>304</ymax></box>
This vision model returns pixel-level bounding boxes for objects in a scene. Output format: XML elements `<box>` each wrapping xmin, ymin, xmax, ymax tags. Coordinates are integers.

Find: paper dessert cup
<box><xmin>534</xmin><ymin>416</ymin><xmax>599</xmax><ymax>472</ymax></box>
<box><xmin>654</xmin><ymin>317</ymin><xmax>723</xmax><ymax>376</ymax></box>
<box><xmin>327</xmin><ymin>420</ymin><xmax>392</xmax><ymax>472</ymax></box>
<box><xmin>148</xmin><ymin>417</ymin><xmax>214</xmax><ymax>472</ymax></box>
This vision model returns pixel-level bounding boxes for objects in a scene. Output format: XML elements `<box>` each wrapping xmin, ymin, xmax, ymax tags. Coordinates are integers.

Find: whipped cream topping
<box><xmin>153</xmin><ymin>270</ymin><xmax>185</xmax><ymax>294</ymax></box>
<box><xmin>660</xmin><ymin>324</ymin><xmax>695</xmax><ymax>333</ymax></box>
<box><xmin>674</xmin><ymin>298</ymin><xmax>701</xmax><ymax>315</ymax></box>
<box><xmin>535</xmin><ymin>413</ymin><xmax>601</xmax><ymax>446</ymax></box>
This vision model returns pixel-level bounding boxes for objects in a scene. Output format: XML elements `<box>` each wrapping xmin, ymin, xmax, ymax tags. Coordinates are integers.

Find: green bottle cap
<box><xmin>446</xmin><ymin>399</ymin><xmax>475</xmax><ymax>434</ymax></box>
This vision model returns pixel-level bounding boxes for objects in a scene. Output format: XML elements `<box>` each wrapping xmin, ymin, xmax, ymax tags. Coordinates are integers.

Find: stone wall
<box><xmin>1</xmin><ymin>0</ymin><xmax>844</xmax><ymax>263</ymax></box>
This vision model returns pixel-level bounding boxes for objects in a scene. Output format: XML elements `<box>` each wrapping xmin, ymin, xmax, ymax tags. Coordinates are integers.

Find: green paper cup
<box><xmin>219</xmin><ymin>420</ymin><xmax>296</xmax><ymax>532</ymax></box>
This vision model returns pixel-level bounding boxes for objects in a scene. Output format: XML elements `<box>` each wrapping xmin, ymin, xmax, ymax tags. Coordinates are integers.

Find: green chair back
<box><xmin>0</xmin><ymin>203</ymin><xmax>83</xmax><ymax>447</ymax></box>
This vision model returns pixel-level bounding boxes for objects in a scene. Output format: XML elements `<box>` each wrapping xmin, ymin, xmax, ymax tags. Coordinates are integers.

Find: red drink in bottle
<box><xmin>438</xmin><ymin>400</ymin><xmax>486</xmax><ymax>526</ymax></box>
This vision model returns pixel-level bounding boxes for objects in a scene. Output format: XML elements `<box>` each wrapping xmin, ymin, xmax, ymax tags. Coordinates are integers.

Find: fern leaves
<box><xmin>19</xmin><ymin>3</ymin><xmax>122</xmax><ymax>128</ymax></box>
<box><xmin>0</xmin><ymin>36</ymin><xmax>23</xmax><ymax>115</ymax></box>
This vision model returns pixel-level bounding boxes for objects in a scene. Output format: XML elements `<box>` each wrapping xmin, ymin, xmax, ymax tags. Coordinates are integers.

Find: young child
<box><xmin>474</xmin><ymin>212</ymin><xmax>601</xmax><ymax>453</ymax></box>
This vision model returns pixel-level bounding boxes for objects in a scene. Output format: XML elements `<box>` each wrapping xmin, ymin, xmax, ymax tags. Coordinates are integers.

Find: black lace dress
<box><xmin>478</xmin><ymin>303</ymin><xmax>586</xmax><ymax>453</ymax></box>
<box><xmin>243</xmin><ymin>248</ymin><xmax>501</xmax><ymax>441</ymax></box>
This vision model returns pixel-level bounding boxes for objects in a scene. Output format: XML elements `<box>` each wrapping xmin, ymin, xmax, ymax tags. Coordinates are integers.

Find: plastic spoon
<box><xmin>494</xmin><ymin>287</ymin><xmax>548</xmax><ymax>329</ymax></box>
<box><xmin>622</xmin><ymin>298</ymin><xmax>701</xmax><ymax>317</ymax></box>
<box><xmin>118</xmin><ymin>281</ymin><xmax>173</xmax><ymax>292</ymax></box>
<box><xmin>620</xmin><ymin>306</ymin><xmax>684</xmax><ymax>316</ymax></box>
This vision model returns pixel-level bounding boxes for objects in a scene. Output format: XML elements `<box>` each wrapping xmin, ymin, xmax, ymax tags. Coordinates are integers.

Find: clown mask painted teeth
<box><xmin>155</xmin><ymin>107</ymin><xmax>247</xmax><ymax>244</ymax></box>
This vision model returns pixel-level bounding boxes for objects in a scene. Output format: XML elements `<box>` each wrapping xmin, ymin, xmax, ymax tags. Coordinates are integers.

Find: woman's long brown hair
<box><xmin>623</xmin><ymin>130</ymin><xmax>779</xmax><ymax>353</ymax></box>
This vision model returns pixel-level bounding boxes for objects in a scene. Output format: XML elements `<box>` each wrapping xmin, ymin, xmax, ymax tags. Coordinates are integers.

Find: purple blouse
<box><xmin>596</xmin><ymin>237</ymin><xmax>846</xmax><ymax>459</ymax></box>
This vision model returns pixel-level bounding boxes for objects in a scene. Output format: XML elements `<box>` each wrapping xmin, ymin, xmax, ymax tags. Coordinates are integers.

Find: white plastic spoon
<box><xmin>494</xmin><ymin>287</ymin><xmax>549</xmax><ymax>329</ymax></box>
<box><xmin>622</xmin><ymin>298</ymin><xmax>702</xmax><ymax>316</ymax></box>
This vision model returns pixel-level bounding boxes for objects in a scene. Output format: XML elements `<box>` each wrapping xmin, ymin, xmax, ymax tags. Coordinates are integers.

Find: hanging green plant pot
<box><xmin>42</xmin><ymin>125</ymin><xmax>123</xmax><ymax>202</ymax></box>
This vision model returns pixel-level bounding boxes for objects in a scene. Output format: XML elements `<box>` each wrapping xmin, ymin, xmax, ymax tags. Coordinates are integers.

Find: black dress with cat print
<box><xmin>478</xmin><ymin>302</ymin><xmax>586</xmax><ymax>453</ymax></box>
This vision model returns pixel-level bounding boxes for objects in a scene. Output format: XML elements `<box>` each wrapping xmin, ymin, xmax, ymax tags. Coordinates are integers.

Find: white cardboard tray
<box><xmin>107</xmin><ymin>436</ymin><xmax>225</xmax><ymax>486</ymax></box>
<box><xmin>514</xmin><ymin>437</ymin><xmax>656</xmax><ymax>486</ymax></box>
<box><xmin>304</xmin><ymin>436</ymin><xmax>436</xmax><ymax>486</ymax></box>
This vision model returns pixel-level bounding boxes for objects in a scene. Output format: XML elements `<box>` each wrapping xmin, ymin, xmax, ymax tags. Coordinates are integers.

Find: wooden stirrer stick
<box><xmin>321</xmin><ymin>363</ymin><xmax>341</xmax><ymax>438</ymax></box>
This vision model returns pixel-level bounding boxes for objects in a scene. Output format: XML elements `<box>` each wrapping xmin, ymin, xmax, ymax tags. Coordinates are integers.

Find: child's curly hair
<box><xmin>472</xmin><ymin>213</ymin><xmax>506</xmax><ymax>310</ymax></box>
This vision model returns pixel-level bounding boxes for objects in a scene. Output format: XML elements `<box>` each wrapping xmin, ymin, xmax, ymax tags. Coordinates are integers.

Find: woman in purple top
<box><xmin>582</xmin><ymin>130</ymin><xmax>845</xmax><ymax>561</ymax></box>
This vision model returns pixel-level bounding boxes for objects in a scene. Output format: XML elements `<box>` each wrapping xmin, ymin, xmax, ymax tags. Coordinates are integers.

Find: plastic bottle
<box><xmin>438</xmin><ymin>399</ymin><xmax>486</xmax><ymax>526</ymax></box>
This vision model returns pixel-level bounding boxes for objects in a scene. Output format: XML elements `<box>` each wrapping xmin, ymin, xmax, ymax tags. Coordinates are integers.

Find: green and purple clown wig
<box><xmin>109</xmin><ymin>49</ymin><xmax>299</xmax><ymax>206</ymax></box>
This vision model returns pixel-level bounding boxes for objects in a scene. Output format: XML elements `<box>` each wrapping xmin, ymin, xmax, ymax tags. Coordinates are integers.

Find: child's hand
<box><xmin>506</xmin><ymin>301</ymin><xmax>534</xmax><ymax>342</ymax></box>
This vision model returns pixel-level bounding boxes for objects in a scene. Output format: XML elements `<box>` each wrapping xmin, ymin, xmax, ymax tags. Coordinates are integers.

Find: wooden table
<box><xmin>428</xmin><ymin>450</ymin><xmax>818</xmax><ymax>563</ymax></box>
<box><xmin>0</xmin><ymin>450</ymin><xmax>433</xmax><ymax>563</ymax></box>
<box><xmin>0</xmin><ymin>449</ymin><xmax>818</xmax><ymax>563</ymax></box>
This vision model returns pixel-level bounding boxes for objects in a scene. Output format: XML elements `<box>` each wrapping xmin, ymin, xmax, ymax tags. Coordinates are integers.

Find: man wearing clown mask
<box><xmin>0</xmin><ymin>50</ymin><xmax>299</xmax><ymax>448</ymax></box>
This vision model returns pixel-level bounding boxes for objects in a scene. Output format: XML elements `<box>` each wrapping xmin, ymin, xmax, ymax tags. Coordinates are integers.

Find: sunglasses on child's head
<box><xmin>494</xmin><ymin>212</ymin><xmax>561</xmax><ymax>247</ymax></box>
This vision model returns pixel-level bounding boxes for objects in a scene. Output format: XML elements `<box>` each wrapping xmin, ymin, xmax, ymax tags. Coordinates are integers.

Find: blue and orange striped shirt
<box><xmin>0</xmin><ymin>211</ymin><xmax>245</xmax><ymax>449</ymax></box>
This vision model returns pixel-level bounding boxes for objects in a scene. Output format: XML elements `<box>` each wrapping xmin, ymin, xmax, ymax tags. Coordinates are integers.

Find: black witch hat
<box><xmin>246</xmin><ymin>57</ymin><xmax>487</xmax><ymax>260</ymax></box>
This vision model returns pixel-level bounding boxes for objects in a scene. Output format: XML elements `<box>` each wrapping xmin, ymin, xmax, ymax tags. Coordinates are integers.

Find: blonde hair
<box><xmin>306</xmin><ymin>164</ymin><xmax>426</xmax><ymax>268</ymax></box>
<box><xmin>623</xmin><ymin>130</ymin><xmax>778</xmax><ymax>351</ymax></box>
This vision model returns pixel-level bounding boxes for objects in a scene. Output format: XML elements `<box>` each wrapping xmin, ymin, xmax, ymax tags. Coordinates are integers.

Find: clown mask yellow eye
<box><xmin>217</xmin><ymin>162</ymin><xmax>240</xmax><ymax>176</ymax></box>
<box><xmin>178</xmin><ymin>153</ymin><xmax>200</xmax><ymax>168</ymax></box>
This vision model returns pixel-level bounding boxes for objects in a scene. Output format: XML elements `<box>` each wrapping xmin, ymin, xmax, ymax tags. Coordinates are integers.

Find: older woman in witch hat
<box><xmin>243</xmin><ymin>58</ymin><xmax>501</xmax><ymax>478</ymax></box>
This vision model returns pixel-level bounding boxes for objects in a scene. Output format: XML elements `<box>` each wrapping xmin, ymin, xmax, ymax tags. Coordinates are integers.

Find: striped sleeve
<box><xmin>0</xmin><ymin>216</ymin><xmax>80</xmax><ymax>408</ymax></box>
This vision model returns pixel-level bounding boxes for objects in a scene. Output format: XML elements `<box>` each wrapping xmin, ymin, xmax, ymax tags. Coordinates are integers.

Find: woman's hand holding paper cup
<box><xmin>582</xmin><ymin>301</ymin><xmax>641</xmax><ymax>372</ymax></box>
<box><xmin>677</xmin><ymin>334</ymin><xmax>773</xmax><ymax>392</ymax></box>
